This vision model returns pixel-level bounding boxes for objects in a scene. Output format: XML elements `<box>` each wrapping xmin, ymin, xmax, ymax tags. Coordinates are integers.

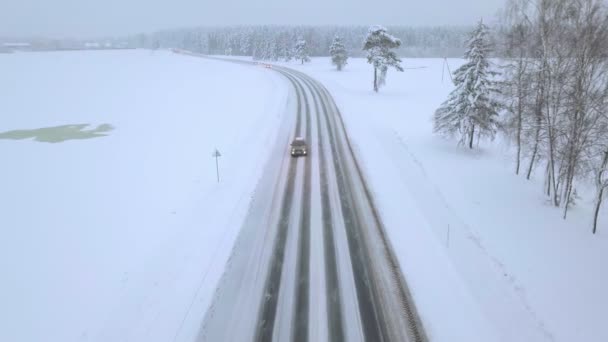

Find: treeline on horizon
<box><xmin>131</xmin><ymin>25</ymin><xmax>473</xmax><ymax>58</ymax></box>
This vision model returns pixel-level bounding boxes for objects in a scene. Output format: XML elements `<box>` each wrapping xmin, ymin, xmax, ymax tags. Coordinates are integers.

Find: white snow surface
<box><xmin>4</xmin><ymin>49</ymin><xmax>607</xmax><ymax>342</ymax></box>
<box><xmin>0</xmin><ymin>50</ymin><xmax>287</xmax><ymax>342</ymax></box>
<box><xmin>275</xmin><ymin>57</ymin><xmax>608</xmax><ymax>342</ymax></box>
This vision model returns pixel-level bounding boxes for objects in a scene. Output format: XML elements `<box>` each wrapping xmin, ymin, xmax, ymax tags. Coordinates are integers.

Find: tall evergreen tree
<box><xmin>434</xmin><ymin>20</ymin><xmax>501</xmax><ymax>149</ymax></box>
<box><xmin>277</xmin><ymin>32</ymin><xmax>293</xmax><ymax>61</ymax></box>
<box><xmin>363</xmin><ymin>26</ymin><xmax>403</xmax><ymax>92</ymax></box>
<box><xmin>293</xmin><ymin>39</ymin><xmax>311</xmax><ymax>64</ymax></box>
<box><xmin>329</xmin><ymin>36</ymin><xmax>348</xmax><ymax>71</ymax></box>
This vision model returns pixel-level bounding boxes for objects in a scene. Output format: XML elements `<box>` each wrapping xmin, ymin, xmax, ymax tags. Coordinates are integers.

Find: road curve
<box><xmin>189</xmin><ymin>54</ymin><xmax>427</xmax><ymax>342</ymax></box>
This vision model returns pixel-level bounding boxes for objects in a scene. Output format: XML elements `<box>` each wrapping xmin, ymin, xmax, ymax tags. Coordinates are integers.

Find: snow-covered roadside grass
<box><xmin>0</xmin><ymin>50</ymin><xmax>287</xmax><ymax>342</ymax></box>
<box><xmin>284</xmin><ymin>57</ymin><xmax>608</xmax><ymax>342</ymax></box>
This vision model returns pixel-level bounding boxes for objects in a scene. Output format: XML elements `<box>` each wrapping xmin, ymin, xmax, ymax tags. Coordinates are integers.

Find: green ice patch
<box><xmin>0</xmin><ymin>124</ymin><xmax>114</xmax><ymax>143</ymax></box>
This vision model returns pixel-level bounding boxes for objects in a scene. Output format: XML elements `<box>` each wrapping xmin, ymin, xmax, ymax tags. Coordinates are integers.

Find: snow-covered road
<box><xmin>189</xmin><ymin>55</ymin><xmax>427</xmax><ymax>342</ymax></box>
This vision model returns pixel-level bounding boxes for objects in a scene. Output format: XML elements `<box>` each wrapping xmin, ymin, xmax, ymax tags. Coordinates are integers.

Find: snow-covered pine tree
<box><xmin>277</xmin><ymin>32</ymin><xmax>292</xmax><ymax>61</ymax></box>
<box><xmin>252</xmin><ymin>34</ymin><xmax>263</xmax><ymax>60</ymax></box>
<box><xmin>293</xmin><ymin>39</ymin><xmax>311</xmax><ymax>64</ymax></box>
<box><xmin>329</xmin><ymin>36</ymin><xmax>348</xmax><ymax>71</ymax></box>
<box><xmin>261</xmin><ymin>37</ymin><xmax>273</xmax><ymax>60</ymax></box>
<box><xmin>239</xmin><ymin>30</ymin><xmax>251</xmax><ymax>55</ymax></box>
<box><xmin>269</xmin><ymin>38</ymin><xmax>279</xmax><ymax>61</ymax></box>
<box><xmin>363</xmin><ymin>26</ymin><xmax>404</xmax><ymax>92</ymax></box>
<box><xmin>282</xmin><ymin>43</ymin><xmax>293</xmax><ymax>61</ymax></box>
<box><xmin>434</xmin><ymin>19</ymin><xmax>501</xmax><ymax>149</ymax></box>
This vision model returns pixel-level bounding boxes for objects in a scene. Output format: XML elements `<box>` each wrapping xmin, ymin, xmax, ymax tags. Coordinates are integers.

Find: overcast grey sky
<box><xmin>1</xmin><ymin>0</ymin><xmax>505</xmax><ymax>38</ymax></box>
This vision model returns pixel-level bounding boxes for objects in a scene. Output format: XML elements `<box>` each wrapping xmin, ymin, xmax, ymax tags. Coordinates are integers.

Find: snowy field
<box><xmin>279</xmin><ymin>57</ymin><xmax>608</xmax><ymax>342</ymax></box>
<box><xmin>0</xmin><ymin>50</ymin><xmax>287</xmax><ymax>342</ymax></box>
<box><xmin>3</xmin><ymin>49</ymin><xmax>607</xmax><ymax>342</ymax></box>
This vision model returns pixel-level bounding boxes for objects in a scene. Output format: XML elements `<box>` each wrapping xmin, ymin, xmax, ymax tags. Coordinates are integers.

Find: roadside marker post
<box><xmin>213</xmin><ymin>149</ymin><xmax>221</xmax><ymax>183</ymax></box>
<box><xmin>446</xmin><ymin>224</ymin><xmax>451</xmax><ymax>248</ymax></box>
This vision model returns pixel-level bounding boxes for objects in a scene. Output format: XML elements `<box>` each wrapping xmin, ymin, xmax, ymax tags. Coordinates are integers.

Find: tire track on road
<box><xmin>295</xmin><ymin>71</ymin><xmax>346</xmax><ymax>342</ymax></box>
<box><xmin>313</xmin><ymin>75</ymin><xmax>427</xmax><ymax>342</ymax></box>
<box><xmin>254</xmin><ymin>70</ymin><xmax>305</xmax><ymax>342</ymax></box>
<box><xmin>304</xmin><ymin>75</ymin><xmax>384</xmax><ymax>342</ymax></box>
<box><xmin>313</xmin><ymin>74</ymin><xmax>427</xmax><ymax>341</ymax></box>
<box><xmin>291</xmin><ymin>71</ymin><xmax>313</xmax><ymax>342</ymax></box>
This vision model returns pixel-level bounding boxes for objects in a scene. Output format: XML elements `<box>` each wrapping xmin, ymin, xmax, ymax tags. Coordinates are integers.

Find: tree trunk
<box><xmin>562</xmin><ymin>74</ymin><xmax>586</xmax><ymax>219</ymax></box>
<box><xmin>545</xmin><ymin>162</ymin><xmax>552</xmax><ymax>197</ymax></box>
<box><xmin>527</xmin><ymin>93</ymin><xmax>543</xmax><ymax>180</ymax></box>
<box><xmin>516</xmin><ymin>116</ymin><xmax>522</xmax><ymax>174</ymax></box>
<box><xmin>562</xmin><ymin>143</ymin><xmax>578</xmax><ymax>219</ymax></box>
<box><xmin>373</xmin><ymin>67</ymin><xmax>378</xmax><ymax>92</ymax></box>
<box><xmin>545</xmin><ymin>82</ymin><xmax>561</xmax><ymax>208</ymax></box>
<box><xmin>593</xmin><ymin>151</ymin><xmax>608</xmax><ymax>234</ymax></box>
<box><xmin>593</xmin><ymin>187</ymin><xmax>605</xmax><ymax>234</ymax></box>
<box><xmin>563</xmin><ymin>173</ymin><xmax>574</xmax><ymax>219</ymax></box>
<box><xmin>515</xmin><ymin>67</ymin><xmax>524</xmax><ymax>175</ymax></box>
<box><xmin>469</xmin><ymin>125</ymin><xmax>475</xmax><ymax>149</ymax></box>
<box><xmin>548</xmin><ymin>136</ymin><xmax>559</xmax><ymax>207</ymax></box>
<box><xmin>527</xmin><ymin>141</ymin><xmax>538</xmax><ymax>180</ymax></box>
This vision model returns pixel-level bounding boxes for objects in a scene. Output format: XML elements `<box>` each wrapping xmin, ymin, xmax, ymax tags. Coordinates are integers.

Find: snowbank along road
<box><xmin>181</xmin><ymin>53</ymin><xmax>427</xmax><ymax>342</ymax></box>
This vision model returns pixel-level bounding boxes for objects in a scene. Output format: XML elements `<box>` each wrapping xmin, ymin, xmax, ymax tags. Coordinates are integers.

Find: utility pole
<box><xmin>442</xmin><ymin>57</ymin><xmax>453</xmax><ymax>83</ymax></box>
<box><xmin>212</xmin><ymin>149</ymin><xmax>221</xmax><ymax>183</ymax></box>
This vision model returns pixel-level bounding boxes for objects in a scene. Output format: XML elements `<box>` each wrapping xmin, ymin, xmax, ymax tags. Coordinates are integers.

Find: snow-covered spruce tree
<box><xmin>293</xmin><ymin>39</ymin><xmax>311</xmax><ymax>64</ymax></box>
<box><xmin>434</xmin><ymin>20</ymin><xmax>501</xmax><ymax>149</ymax></box>
<box><xmin>363</xmin><ymin>26</ymin><xmax>403</xmax><ymax>92</ymax></box>
<box><xmin>329</xmin><ymin>36</ymin><xmax>348</xmax><ymax>71</ymax></box>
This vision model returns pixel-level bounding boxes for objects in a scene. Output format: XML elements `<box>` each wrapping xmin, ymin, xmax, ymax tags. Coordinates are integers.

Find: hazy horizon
<box><xmin>1</xmin><ymin>0</ymin><xmax>503</xmax><ymax>39</ymax></box>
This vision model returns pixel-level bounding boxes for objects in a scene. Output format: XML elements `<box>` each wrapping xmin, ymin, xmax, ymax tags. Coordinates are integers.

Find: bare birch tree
<box><xmin>500</xmin><ymin>0</ymin><xmax>608</xmax><ymax>229</ymax></box>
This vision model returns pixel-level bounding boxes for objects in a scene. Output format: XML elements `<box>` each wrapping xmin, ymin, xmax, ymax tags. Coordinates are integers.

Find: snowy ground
<box><xmin>276</xmin><ymin>57</ymin><xmax>608</xmax><ymax>342</ymax></box>
<box><xmin>3</xmin><ymin>50</ymin><xmax>606</xmax><ymax>342</ymax></box>
<box><xmin>0</xmin><ymin>50</ymin><xmax>287</xmax><ymax>342</ymax></box>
